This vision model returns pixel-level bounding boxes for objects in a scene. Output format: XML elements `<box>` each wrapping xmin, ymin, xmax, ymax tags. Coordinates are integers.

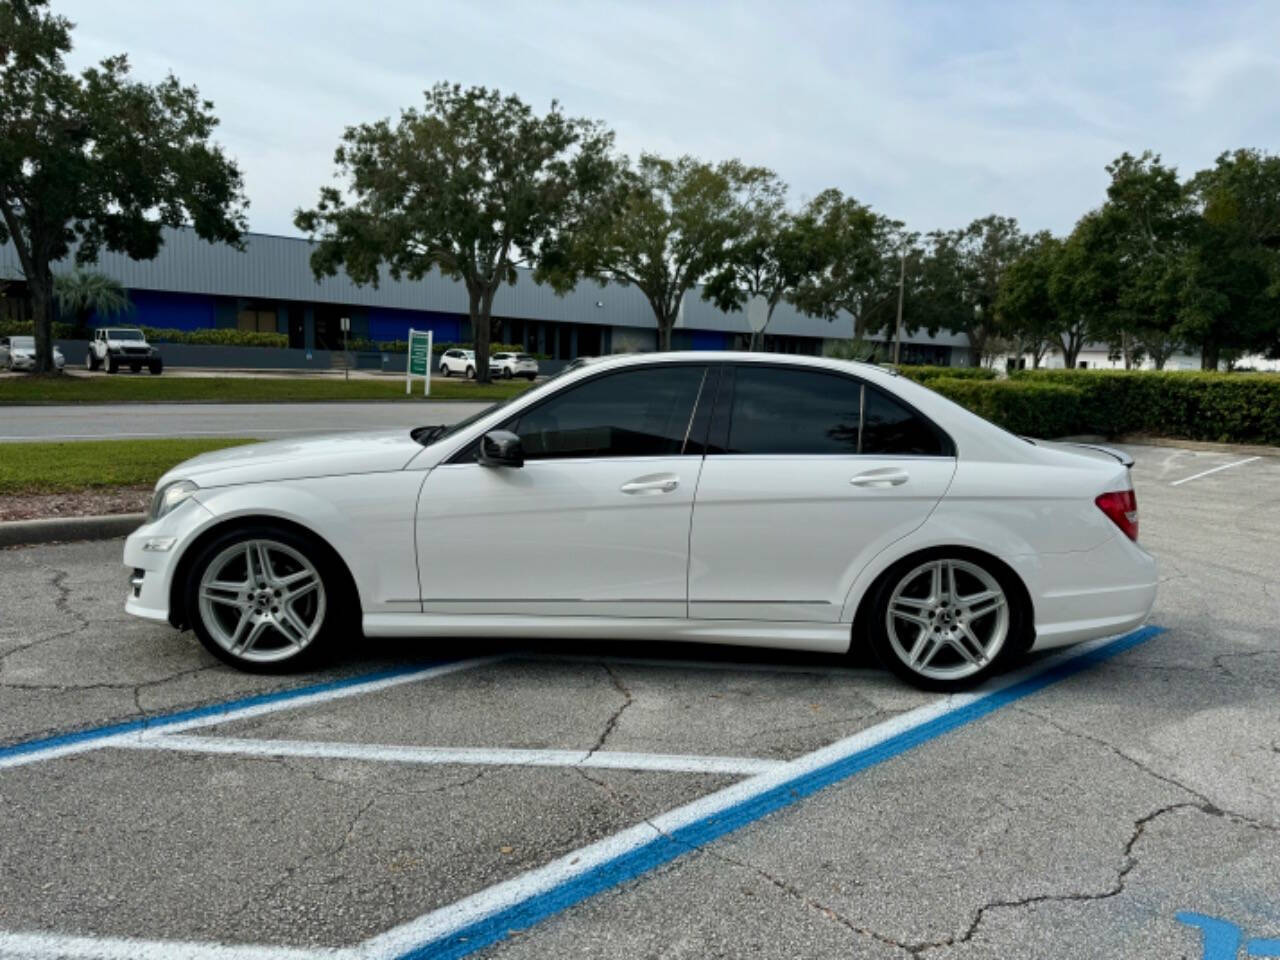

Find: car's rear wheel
<box><xmin>105</xmin><ymin>355</ymin><xmax>118</xmax><ymax>374</ymax></box>
<box><xmin>867</xmin><ymin>553</ymin><xmax>1027</xmax><ymax>691</ymax></box>
<box><xmin>149</xmin><ymin>359</ymin><xmax>163</xmax><ymax>375</ymax></box>
<box><xmin>184</xmin><ymin>525</ymin><xmax>345</xmax><ymax>672</ymax></box>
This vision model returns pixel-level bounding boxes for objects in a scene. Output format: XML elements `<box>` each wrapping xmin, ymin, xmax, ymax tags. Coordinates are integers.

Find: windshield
<box><xmin>9</xmin><ymin>336</ymin><xmax>34</xmax><ymax>350</ymax></box>
<box><xmin>107</xmin><ymin>330</ymin><xmax>144</xmax><ymax>341</ymax></box>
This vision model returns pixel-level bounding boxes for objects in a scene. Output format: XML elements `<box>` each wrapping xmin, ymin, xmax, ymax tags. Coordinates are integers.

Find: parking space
<box><xmin>1</xmin><ymin>442</ymin><xmax>1277</xmax><ymax>959</ymax></box>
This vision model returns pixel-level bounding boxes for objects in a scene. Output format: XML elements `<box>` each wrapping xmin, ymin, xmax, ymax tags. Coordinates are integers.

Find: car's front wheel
<box><xmin>439</xmin><ymin>364</ymin><xmax>450</xmax><ymax>377</ymax></box>
<box><xmin>866</xmin><ymin>553</ymin><xmax>1028</xmax><ymax>691</ymax></box>
<box><xmin>85</xmin><ymin>350</ymin><xmax>98</xmax><ymax>372</ymax></box>
<box><xmin>465</xmin><ymin>365</ymin><xmax>475</xmax><ymax>380</ymax></box>
<box><xmin>502</xmin><ymin>366</ymin><xmax>512</xmax><ymax>379</ymax></box>
<box><xmin>184</xmin><ymin>525</ymin><xmax>346</xmax><ymax>672</ymax></box>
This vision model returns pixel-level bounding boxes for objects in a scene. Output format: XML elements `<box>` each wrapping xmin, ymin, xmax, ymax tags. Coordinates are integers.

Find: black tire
<box><xmin>862</xmin><ymin>549</ymin><xmax>1031</xmax><ymax>692</ymax></box>
<box><xmin>183</xmin><ymin>523</ymin><xmax>355</xmax><ymax>673</ymax></box>
<box><xmin>86</xmin><ymin>350</ymin><xmax>98</xmax><ymax>372</ymax></box>
<box><xmin>106</xmin><ymin>355</ymin><xmax>118</xmax><ymax>374</ymax></box>
<box><xmin>465</xmin><ymin>365</ymin><xmax>475</xmax><ymax>380</ymax></box>
<box><xmin>439</xmin><ymin>364</ymin><xmax>450</xmax><ymax>377</ymax></box>
<box><xmin>149</xmin><ymin>359</ymin><xmax>163</xmax><ymax>375</ymax></box>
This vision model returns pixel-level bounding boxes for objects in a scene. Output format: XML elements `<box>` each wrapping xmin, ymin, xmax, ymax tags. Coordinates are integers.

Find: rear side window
<box><xmin>509</xmin><ymin>365</ymin><xmax>706</xmax><ymax>460</ymax></box>
<box><xmin>861</xmin><ymin>384</ymin><xmax>950</xmax><ymax>456</ymax></box>
<box><xmin>720</xmin><ymin>366</ymin><xmax>862</xmax><ymax>454</ymax></box>
<box><xmin>712</xmin><ymin>365</ymin><xmax>952</xmax><ymax>457</ymax></box>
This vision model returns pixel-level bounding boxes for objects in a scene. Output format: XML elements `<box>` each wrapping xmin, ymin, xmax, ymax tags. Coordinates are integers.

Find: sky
<box><xmin>54</xmin><ymin>0</ymin><xmax>1280</xmax><ymax>239</ymax></box>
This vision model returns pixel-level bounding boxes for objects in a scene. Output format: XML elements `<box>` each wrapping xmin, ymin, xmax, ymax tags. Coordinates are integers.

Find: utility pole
<box><xmin>892</xmin><ymin>248</ymin><xmax>906</xmax><ymax>365</ymax></box>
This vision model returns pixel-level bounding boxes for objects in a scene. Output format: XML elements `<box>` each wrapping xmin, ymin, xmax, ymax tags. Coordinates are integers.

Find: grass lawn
<box><xmin>0</xmin><ymin>438</ymin><xmax>259</xmax><ymax>495</ymax></box>
<box><xmin>0</xmin><ymin>374</ymin><xmax>533</xmax><ymax>405</ymax></box>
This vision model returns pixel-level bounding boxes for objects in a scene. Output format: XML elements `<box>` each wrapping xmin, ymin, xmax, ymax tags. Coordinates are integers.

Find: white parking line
<box><xmin>0</xmin><ymin>932</ymin><xmax>340</xmax><ymax>960</ymax></box>
<box><xmin>120</xmin><ymin>734</ymin><xmax>785</xmax><ymax>776</ymax></box>
<box><xmin>1169</xmin><ymin>456</ymin><xmax>1261</xmax><ymax>486</ymax></box>
<box><xmin>0</xmin><ymin>657</ymin><xmax>499</xmax><ymax>771</ymax></box>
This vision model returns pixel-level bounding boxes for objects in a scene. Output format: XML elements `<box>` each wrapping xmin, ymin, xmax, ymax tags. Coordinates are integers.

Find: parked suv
<box><xmin>0</xmin><ymin>335</ymin><xmax>65</xmax><ymax>372</ymax></box>
<box><xmin>87</xmin><ymin>328</ymin><xmax>162</xmax><ymax>374</ymax></box>
<box><xmin>437</xmin><ymin>348</ymin><xmax>476</xmax><ymax>378</ymax></box>
<box><xmin>491</xmin><ymin>352</ymin><xmax>539</xmax><ymax>380</ymax></box>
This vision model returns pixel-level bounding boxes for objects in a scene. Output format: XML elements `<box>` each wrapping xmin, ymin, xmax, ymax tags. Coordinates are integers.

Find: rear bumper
<box><xmin>1009</xmin><ymin>534</ymin><xmax>1158</xmax><ymax>651</ymax></box>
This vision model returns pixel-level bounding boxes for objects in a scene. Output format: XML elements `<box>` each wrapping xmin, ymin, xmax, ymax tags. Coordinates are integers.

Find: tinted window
<box><xmin>510</xmin><ymin>365</ymin><xmax>706</xmax><ymax>460</ymax></box>
<box><xmin>722</xmin><ymin>367</ymin><xmax>862</xmax><ymax>454</ymax></box>
<box><xmin>862</xmin><ymin>384</ymin><xmax>949</xmax><ymax>456</ymax></box>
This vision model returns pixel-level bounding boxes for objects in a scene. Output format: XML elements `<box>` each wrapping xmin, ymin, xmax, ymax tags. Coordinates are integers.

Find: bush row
<box><xmin>929</xmin><ymin>369</ymin><xmax>1280</xmax><ymax>445</ymax></box>
<box><xmin>0</xmin><ymin>319</ymin><xmax>288</xmax><ymax>348</ymax></box>
<box><xmin>896</xmin><ymin>364</ymin><xmax>997</xmax><ymax>384</ymax></box>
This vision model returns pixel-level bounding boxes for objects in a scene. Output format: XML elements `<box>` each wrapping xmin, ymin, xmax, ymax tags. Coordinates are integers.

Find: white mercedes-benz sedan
<box><xmin>123</xmin><ymin>352</ymin><xmax>1157</xmax><ymax>690</ymax></box>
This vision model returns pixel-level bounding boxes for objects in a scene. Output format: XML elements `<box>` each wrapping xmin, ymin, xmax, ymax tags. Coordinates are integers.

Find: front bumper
<box><xmin>7</xmin><ymin>356</ymin><xmax>63</xmax><ymax>370</ymax></box>
<box><xmin>122</xmin><ymin>498</ymin><xmax>214</xmax><ymax>624</ymax></box>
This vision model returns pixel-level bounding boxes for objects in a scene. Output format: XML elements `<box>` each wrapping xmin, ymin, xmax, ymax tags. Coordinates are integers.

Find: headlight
<box><xmin>150</xmin><ymin>480</ymin><xmax>198</xmax><ymax>521</ymax></box>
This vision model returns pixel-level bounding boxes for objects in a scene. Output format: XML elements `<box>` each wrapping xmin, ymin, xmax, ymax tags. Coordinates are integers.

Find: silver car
<box><xmin>0</xmin><ymin>335</ymin><xmax>65</xmax><ymax>372</ymax></box>
<box><xmin>491</xmin><ymin>351</ymin><xmax>539</xmax><ymax>380</ymax></box>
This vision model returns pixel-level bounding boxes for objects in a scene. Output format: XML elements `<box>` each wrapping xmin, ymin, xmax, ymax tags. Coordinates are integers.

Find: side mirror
<box><xmin>477</xmin><ymin>430</ymin><xmax>524</xmax><ymax>468</ymax></box>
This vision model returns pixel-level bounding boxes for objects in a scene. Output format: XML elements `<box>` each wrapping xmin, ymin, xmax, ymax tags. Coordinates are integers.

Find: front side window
<box><xmin>508</xmin><ymin>365</ymin><xmax>706</xmax><ymax>460</ymax></box>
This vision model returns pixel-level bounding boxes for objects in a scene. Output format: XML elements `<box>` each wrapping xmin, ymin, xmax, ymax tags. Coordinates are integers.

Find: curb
<box><xmin>0</xmin><ymin>513</ymin><xmax>144</xmax><ymax>548</ymax></box>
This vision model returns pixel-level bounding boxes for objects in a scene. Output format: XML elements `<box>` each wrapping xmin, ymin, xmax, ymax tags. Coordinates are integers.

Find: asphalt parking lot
<box><xmin>1</xmin><ymin>443</ymin><xmax>1277</xmax><ymax>959</ymax></box>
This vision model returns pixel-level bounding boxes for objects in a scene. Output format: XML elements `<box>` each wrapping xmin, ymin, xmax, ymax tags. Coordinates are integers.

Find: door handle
<box><xmin>620</xmin><ymin>475</ymin><xmax>680</xmax><ymax>495</ymax></box>
<box><xmin>849</xmin><ymin>469</ymin><xmax>909</xmax><ymax>487</ymax></box>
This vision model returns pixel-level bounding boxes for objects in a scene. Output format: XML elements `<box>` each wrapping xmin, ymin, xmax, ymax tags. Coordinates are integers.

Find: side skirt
<box><xmin>361</xmin><ymin>614</ymin><xmax>852</xmax><ymax>654</ymax></box>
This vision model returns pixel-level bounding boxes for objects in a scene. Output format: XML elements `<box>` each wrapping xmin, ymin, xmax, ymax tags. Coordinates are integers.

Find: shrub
<box><xmin>1</xmin><ymin>320</ymin><xmax>77</xmax><ymax>338</ymax></box>
<box><xmin>929</xmin><ymin>378</ymin><xmax>1086</xmax><ymax>439</ymax></box>
<box><xmin>1009</xmin><ymin>369</ymin><xmax>1280</xmax><ymax>445</ymax></box>
<box><xmin>897</xmin><ymin>364</ymin><xmax>997</xmax><ymax>384</ymax></box>
<box><xmin>140</xmin><ymin>327</ymin><xmax>289</xmax><ymax>348</ymax></box>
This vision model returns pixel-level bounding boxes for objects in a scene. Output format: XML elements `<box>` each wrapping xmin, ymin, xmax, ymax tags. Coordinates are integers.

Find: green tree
<box><xmin>53</xmin><ymin>269</ymin><xmax>129</xmax><ymax>329</ymax></box>
<box><xmin>994</xmin><ymin>232</ymin><xmax>1062</xmax><ymax>368</ymax></box>
<box><xmin>565</xmin><ymin>154</ymin><xmax>773</xmax><ymax>352</ymax></box>
<box><xmin>297</xmin><ymin>83</ymin><xmax>617</xmax><ymax>381</ymax></box>
<box><xmin>700</xmin><ymin>175</ymin><xmax>829</xmax><ymax>349</ymax></box>
<box><xmin>791</xmin><ymin>189</ymin><xmax>908</xmax><ymax>343</ymax></box>
<box><xmin>0</xmin><ymin>0</ymin><xmax>246</xmax><ymax>372</ymax></box>
<box><xmin>1047</xmin><ymin>211</ymin><xmax>1122</xmax><ymax>368</ymax></box>
<box><xmin>1182</xmin><ymin>149</ymin><xmax>1280</xmax><ymax>368</ymax></box>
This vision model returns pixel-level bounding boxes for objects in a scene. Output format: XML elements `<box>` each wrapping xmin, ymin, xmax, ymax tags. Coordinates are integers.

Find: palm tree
<box><xmin>53</xmin><ymin>270</ymin><xmax>131</xmax><ymax>331</ymax></box>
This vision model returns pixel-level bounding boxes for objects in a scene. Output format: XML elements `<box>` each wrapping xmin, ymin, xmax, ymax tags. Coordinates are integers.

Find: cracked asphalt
<box><xmin>0</xmin><ymin>443</ymin><xmax>1277</xmax><ymax>958</ymax></box>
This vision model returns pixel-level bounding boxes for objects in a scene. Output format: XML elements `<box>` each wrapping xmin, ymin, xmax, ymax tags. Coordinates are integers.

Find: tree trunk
<box><xmin>467</xmin><ymin>285</ymin><xmax>496</xmax><ymax>382</ymax></box>
<box><xmin>657</xmin><ymin>317</ymin><xmax>673</xmax><ymax>352</ymax></box>
<box><xmin>30</xmin><ymin>259</ymin><xmax>55</xmax><ymax>375</ymax></box>
<box><xmin>1200</xmin><ymin>342</ymin><xmax>1219</xmax><ymax>371</ymax></box>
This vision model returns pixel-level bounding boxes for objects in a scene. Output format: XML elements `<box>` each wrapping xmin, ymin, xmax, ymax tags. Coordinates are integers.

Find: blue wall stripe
<box><xmin>396</xmin><ymin>626</ymin><xmax>1164</xmax><ymax>960</ymax></box>
<box><xmin>0</xmin><ymin>661</ymin><xmax>452</xmax><ymax>764</ymax></box>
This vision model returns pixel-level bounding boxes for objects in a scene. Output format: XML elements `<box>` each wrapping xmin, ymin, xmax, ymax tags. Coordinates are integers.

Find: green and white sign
<box><xmin>406</xmin><ymin>328</ymin><xmax>433</xmax><ymax>396</ymax></box>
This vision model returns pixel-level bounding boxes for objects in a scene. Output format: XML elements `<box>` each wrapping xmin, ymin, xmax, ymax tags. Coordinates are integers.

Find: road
<box><xmin>0</xmin><ymin>443</ymin><xmax>1277</xmax><ymax>959</ymax></box>
<box><xmin>0</xmin><ymin>401</ymin><xmax>492</xmax><ymax>442</ymax></box>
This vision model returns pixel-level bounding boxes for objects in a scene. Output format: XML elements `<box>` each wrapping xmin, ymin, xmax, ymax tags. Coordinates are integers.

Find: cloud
<box><xmin>54</xmin><ymin>0</ymin><xmax>1280</xmax><ymax>238</ymax></box>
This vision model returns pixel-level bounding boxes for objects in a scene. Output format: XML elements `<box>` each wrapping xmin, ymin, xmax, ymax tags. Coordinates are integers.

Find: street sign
<box><xmin>339</xmin><ymin>316</ymin><xmax>350</xmax><ymax>333</ymax></box>
<box><xmin>746</xmin><ymin>295</ymin><xmax>769</xmax><ymax>333</ymax></box>
<box><xmin>406</xmin><ymin>328</ymin><xmax>433</xmax><ymax>397</ymax></box>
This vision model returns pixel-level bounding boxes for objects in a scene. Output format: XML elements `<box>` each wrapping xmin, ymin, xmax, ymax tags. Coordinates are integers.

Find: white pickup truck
<box><xmin>86</xmin><ymin>328</ymin><xmax>163</xmax><ymax>375</ymax></box>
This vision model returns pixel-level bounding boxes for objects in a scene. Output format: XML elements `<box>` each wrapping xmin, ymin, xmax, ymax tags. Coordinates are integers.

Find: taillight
<box><xmin>1095</xmin><ymin>489</ymin><xmax>1139</xmax><ymax>541</ymax></box>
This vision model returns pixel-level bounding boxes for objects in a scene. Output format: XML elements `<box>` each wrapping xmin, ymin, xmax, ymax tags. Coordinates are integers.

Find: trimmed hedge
<box><xmin>926</xmin><ymin>369</ymin><xmax>1280</xmax><ymax>445</ymax></box>
<box><xmin>897</xmin><ymin>365</ymin><xmax>997</xmax><ymax>385</ymax></box>
<box><xmin>929</xmin><ymin>378</ymin><xmax>1086</xmax><ymax>440</ymax></box>
<box><xmin>140</xmin><ymin>327</ymin><xmax>288</xmax><ymax>348</ymax></box>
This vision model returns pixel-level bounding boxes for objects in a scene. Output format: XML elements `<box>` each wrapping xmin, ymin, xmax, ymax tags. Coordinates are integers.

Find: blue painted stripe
<box><xmin>0</xmin><ymin>661</ymin><xmax>452</xmax><ymax>764</ymax></box>
<box><xmin>397</xmin><ymin>626</ymin><xmax>1164</xmax><ymax>960</ymax></box>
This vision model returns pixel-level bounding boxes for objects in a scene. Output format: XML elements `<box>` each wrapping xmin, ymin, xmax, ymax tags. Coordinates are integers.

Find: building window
<box><xmin>238</xmin><ymin>307</ymin><xmax>277</xmax><ymax>333</ymax></box>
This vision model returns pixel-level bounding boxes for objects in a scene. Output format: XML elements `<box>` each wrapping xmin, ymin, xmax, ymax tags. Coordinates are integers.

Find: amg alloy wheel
<box><xmin>869</xmin><ymin>554</ymin><xmax>1024</xmax><ymax>691</ymax></box>
<box><xmin>186</xmin><ymin>529</ymin><xmax>338</xmax><ymax>670</ymax></box>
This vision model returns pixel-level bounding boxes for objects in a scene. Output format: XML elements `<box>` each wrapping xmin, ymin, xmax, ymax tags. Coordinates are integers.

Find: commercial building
<box><xmin>1</xmin><ymin>226</ymin><xmax>972</xmax><ymax>365</ymax></box>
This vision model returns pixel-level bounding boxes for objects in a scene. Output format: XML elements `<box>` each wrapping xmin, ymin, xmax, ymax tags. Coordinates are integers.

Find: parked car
<box><xmin>491</xmin><ymin>352</ymin><xmax>539</xmax><ymax>380</ymax></box>
<box><xmin>123</xmin><ymin>352</ymin><xmax>1157</xmax><ymax>690</ymax></box>
<box><xmin>437</xmin><ymin>348</ymin><xmax>475</xmax><ymax>378</ymax></box>
<box><xmin>0</xmin><ymin>335</ymin><xmax>65</xmax><ymax>372</ymax></box>
<box><xmin>86</xmin><ymin>327</ymin><xmax>162</xmax><ymax>374</ymax></box>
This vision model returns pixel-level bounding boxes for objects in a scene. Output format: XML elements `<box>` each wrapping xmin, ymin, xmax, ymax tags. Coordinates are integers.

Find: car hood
<box><xmin>156</xmin><ymin>430</ymin><xmax>425</xmax><ymax>490</ymax></box>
